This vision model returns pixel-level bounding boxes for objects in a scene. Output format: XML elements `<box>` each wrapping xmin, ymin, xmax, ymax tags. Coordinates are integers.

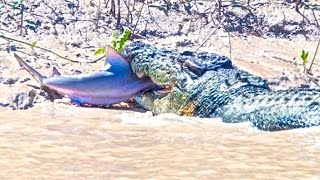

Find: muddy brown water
<box><xmin>1</xmin><ymin>0</ymin><xmax>320</xmax><ymax>178</ymax></box>
<box><xmin>0</xmin><ymin>104</ymin><xmax>319</xmax><ymax>179</ymax></box>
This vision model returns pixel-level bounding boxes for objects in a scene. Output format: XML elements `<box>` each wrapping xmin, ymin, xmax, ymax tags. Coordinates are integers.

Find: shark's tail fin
<box><xmin>14</xmin><ymin>53</ymin><xmax>45</xmax><ymax>84</ymax></box>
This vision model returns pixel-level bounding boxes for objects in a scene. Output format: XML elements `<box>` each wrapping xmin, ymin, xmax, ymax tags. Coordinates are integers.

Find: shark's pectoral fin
<box><xmin>51</xmin><ymin>67</ymin><xmax>61</xmax><ymax>77</ymax></box>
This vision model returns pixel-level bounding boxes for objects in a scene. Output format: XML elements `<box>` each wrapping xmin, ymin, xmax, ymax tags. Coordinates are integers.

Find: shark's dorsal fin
<box><xmin>102</xmin><ymin>46</ymin><xmax>130</xmax><ymax>73</ymax></box>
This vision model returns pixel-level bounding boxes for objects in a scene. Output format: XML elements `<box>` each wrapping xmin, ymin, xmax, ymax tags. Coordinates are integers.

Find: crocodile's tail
<box><xmin>221</xmin><ymin>89</ymin><xmax>320</xmax><ymax>131</ymax></box>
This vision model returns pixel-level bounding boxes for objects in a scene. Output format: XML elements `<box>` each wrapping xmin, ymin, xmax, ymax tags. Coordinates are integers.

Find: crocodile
<box><xmin>15</xmin><ymin>41</ymin><xmax>320</xmax><ymax>131</ymax></box>
<box><xmin>120</xmin><ymin>42</ymin><xmax>320</xmax><ymax>131</ymax></box>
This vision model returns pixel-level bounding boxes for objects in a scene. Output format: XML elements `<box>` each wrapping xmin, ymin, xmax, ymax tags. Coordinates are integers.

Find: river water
<box><xmin>0</xmin><ymin>104</ymin><xmax>319</xmax><ymax>179</ymax></box>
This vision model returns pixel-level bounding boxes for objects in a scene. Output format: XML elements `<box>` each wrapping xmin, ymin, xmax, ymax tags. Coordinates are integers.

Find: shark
<box><xmin>14</xmin><ymin>46</ymin><xmax>154</xmax><ymax>106</ymax></box>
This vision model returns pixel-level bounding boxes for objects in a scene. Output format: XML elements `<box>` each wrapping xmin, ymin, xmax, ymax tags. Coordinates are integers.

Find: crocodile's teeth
<box><xmin>157</xmin><ymin>88</ymin><xmax>171</xmax><ymax>94</ymax></box>
<box><xmin>154</xmin><ymin>86</ymin><xmax>172</xmax><ymax>95</ymax></box>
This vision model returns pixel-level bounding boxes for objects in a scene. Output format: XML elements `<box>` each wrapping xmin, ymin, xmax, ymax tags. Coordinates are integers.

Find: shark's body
<box><xmin>14</xmin><ymin>46</ymin><xmax>153</xmax><ymax>105</ymax></box>
<box><xmin>42</xmin><ymin>71</ymin><xmax>152</xmax><ymax>105</ymax></box>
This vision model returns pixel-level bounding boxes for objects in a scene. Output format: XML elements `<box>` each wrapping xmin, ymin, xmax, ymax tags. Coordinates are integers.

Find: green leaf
<box><xmin>300</xmin><ymin>49</ymin><xmax>309</xmax><ymax>65</ymax></box>
<box><xmin>30</xmin><ymin>41</ymin><xmax>37</xmax><ymax>49</ymax></box>
<box><xmin>111</xmin><ymin>27</ymin><xmax>132</xmax><ymax>52</ymax></box>
<box><xmin>94</xmin><ymin>47</ymin><xmax>106</xmax><ymax>56</ymax></box>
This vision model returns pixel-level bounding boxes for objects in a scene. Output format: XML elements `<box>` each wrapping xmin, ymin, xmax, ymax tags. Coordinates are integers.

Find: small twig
<box><xmin>87</xmin><ymin>55</ymin><xmax>105</xmax><ymax>63</ymax></box>
<box><xmin>295</xmin><ymin>0</ymin><xmax>311</xmax><ymax>24</ymax></box>
<box><xmin>217</xmin><ymin>0</ymin><xmax>222</xmax><ymax>23</ymax></box>
<box><xmin>95</xmin><ymin>0</ymin><xmax>101</xmax><ymax>31</ymax></box>
<box><xmin>85</xmin><ymin>27</ymin><xmax>88</xmax><ymax>42</ymax></box>
<box><xmin>308</xmin><ymin>39</ymin><xmax>320</xmax><ymax>73</ymax></box>
<box><xmin>110</xmin><ymin>0</ymin><xmax>116</xmax><ymax>17</ymax></box>
<box><xmin>122</xmin><ymin>0</ymin><xmax>133</xmax><ymax>24</ymax></box>
<box><xmin>228</xmin><ymin>31</ymin><xmax>232</xmax><ymax>59</ymax></box>
<box><xmin>132</xmin><ymin>0</ymin><xmax>136</xmax><ymax>11</ymax></box>
<box><xmin>0</xmin><ymin>34</ymin><xmax>107</xmax><ymax>64</ymax></box>
<box><xmin>0</xmin><ymin>34</ymin><xmax>81</xmax><ymax>63</ymax></box>
<box><xmin>104</xmin><ymin>0</ymin><xmax>110</xmax><ymax>8</ymax></box>
<box><xmin>306</xmin><ymin>74</ymin><xmax>320</xmax><ymax>87</ymax></box>
<box><xmin>19</xmin><ymin>3</ymin><xmax>25</xmax><ymax>35</ymax></box>
<box><xmin>195</xmin><ymin>24</ymin><xmax>223</xmax><ymax>53</ymax></box>
<box><xmin>116</xmin><ymin>0</ymin><xmax>121</xmax><ymax>28</ymax></box>
<box><xmin>311</xmin><ymin>9</ymin><xmax>320</xmax><ymax>28</ymax></box>
<box><xmin>145</xmin><ymin>1</ymin><xmax>169</xmax><ymax>34</ymax></box>
<box><xmin>133</xmin><ymin>1</ymin><xmax>145</xmax><ymax>33</ymax></box>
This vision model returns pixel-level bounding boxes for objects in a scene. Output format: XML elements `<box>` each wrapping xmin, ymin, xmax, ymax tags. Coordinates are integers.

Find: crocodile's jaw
<box><xmin>134</xmin><ymin>85</ymin><xmax>194</xmax><ymax>116</ymax></box>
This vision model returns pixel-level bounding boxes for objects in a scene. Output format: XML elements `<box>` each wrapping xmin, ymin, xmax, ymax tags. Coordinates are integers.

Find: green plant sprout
<box><xmin>30</xmin><ymin>41</ymin><xmax>37</xmax><ymax>49</ymax></box>
<box><xmin>94</xmin><ymin>47</ymin><xmax>106</xmax><ymax>56</ymax></box>
<box><xmin>301</xmin><ymin>49</ymin><xmax>309</xmax><ymax>65</ymax></box>
<box><xmin>112</xmin><ymin>27</ymin><xmax>132</xmax><ymax>52</ymax></box>
<box><xmin>94</xmin><ymin>27</ymin><xmax>132</xmax><ymax>57</ymax></box>
<box><xmin>301</xmin><ymin>49</ymin><xmax>309</xmax><ymax>72</ymax></box>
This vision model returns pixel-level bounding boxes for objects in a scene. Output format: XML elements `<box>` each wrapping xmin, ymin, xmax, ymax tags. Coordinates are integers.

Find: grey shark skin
<box><xmin>14</xmin><ymin>46</ymin><xmax>154</xmax><ymax>105</ymax></box>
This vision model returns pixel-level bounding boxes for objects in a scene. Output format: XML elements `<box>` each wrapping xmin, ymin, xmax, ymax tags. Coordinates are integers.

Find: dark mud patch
<box><xmin>0</xmin><ymin>88</ymin><xmax>49</xmax><ymax>110</ymax></box>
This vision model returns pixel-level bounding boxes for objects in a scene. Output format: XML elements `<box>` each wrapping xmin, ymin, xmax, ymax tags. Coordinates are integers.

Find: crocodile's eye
<box><xmin>183</xmin><ymin>60</ymin><xmax>206</xmax><ymax>76</ymax></box>
<box><xmin>176</xmin><ymin>75</ymin><xmax>188</xmax><ymax>89</ymax></box>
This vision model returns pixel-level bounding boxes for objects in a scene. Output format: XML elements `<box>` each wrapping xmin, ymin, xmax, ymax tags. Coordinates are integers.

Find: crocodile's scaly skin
<box><xmin>121</xmin><ymin>42</ymin><xmax>320</xmax><ymax>131</ymax></box>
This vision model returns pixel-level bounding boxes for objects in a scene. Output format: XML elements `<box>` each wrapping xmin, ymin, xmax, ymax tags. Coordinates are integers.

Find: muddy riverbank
<box><xmin>0</xmin><ymin>0</ymin><xmax>319</xmax><ymax>110</ymax></box>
